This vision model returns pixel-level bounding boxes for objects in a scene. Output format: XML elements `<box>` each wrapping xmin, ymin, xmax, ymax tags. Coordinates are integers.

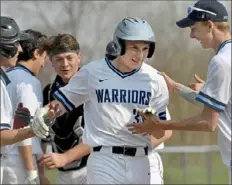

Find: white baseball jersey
<box><xmin>196</xmin><ymin>40</ymin><xmax>231</xmax><ymax>168</ymax></box>
<box><xmin>6</xmin><ymin>64</ymin><xmax>43</xmax><ymax>155</ymax></box>
<box><xmin>0</xmin><ymin>68</ymin><xmax>12</xmax><ymax>131</ymax></box>
<box><xmin>0</xmin><ymin>68</ymin><xmax>13</xmax><ymax>155</ymax></box>
<box><xmin>54</xmin><ymin>57</ymin><xmax>169</xmax><ymax>148</ymax></box>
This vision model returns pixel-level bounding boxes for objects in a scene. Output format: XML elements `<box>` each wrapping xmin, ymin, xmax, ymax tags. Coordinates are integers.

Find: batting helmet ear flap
<box><xmin>0</xmin><ymin>44</ymin><xmax>18</xmax><ymax>59</ymax></box>
<box><xmin>147</xmin><ymin>42</ymin><xmax>155</xmax><ymax>58</ymax></box>
<box><xmin>117</xmin><ymin>38</ymin><xmax>126</xmax><ymax>56</ymax></box>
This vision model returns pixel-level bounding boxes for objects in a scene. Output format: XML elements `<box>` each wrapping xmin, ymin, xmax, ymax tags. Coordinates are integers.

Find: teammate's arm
<box><xmin>39</xmin><ymin>141</ymin><xmax>90</xmax><ymax>169</ymax></box>
<box><xmin>150</xmin><ymin>130</ymin><xmax>172</xmax><ymax>148</ymax></box>
<box><xmin>37</xmin><ymin>141</ymin><xmax>50</xmax><ymax>185</ymax></box>
<box><xmin>150</xmin><ymin>110</ymin><xmax>172</xmax><ymax>148</ymax></box>
<box><xmin>42</xmin><ymin>66</ymin><xmax>90</xmax><ymax>119</ymax></box>
<box><xmin>130</xmin><ymin>57</ymin><xmax>230</xmax><ymax>133</ymax></box>
<box><xmin>159</xmin><ymin>72</ymin><xmax>203</xmax><ymax>106</ymax></box>
<box><xmin>0</xmin><ymin>128</ymin><xmax>34</xmax><ymax>146</ymax></box>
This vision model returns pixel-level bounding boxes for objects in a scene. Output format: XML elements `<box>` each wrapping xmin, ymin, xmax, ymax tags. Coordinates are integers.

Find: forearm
<box><xmin>19</xmin><ymin>145</ymin><xmax>35</xmax><ymax>171</ymax></box>
<box><xmin>37</xmin><ymin>161</ymin><xmax>45</xmax><ymax>176</ymax></box>
<box><xmin>41</xmin><ymin>142</ymin><xmax>47</xmax><ymax>154</ymax></box>
<box><xmin>160</xmin><ymin>115</ymin><xmax>215</xmax><ymax>132</ymax></box>
<box><xmin>174</xmin><ymin>83</ymin><xmax>202</xmax><ymax>106</ymax></box>
<box><xmin>0</xmin><ymin>127</ymin><xmax>34</xmax><ymax>146</ymax></box>
<box><xmin>38</xmin><ymin>142</ymin><xmax>47</xmax><ymax>175</ymax></box>
<box><xmin>150</xmin><ymin>130</ymin><xmax>172</xmax><ymax>148</ymax></box>
<box><xmin>63</xmin><ymin>142</ymin><xmax>90</xmax><ymax>165</ymax></box>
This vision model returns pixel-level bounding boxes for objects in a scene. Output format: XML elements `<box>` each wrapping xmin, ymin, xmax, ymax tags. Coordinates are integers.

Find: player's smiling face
<box><xmin>190</xmin><ymin>22</ymin><xmax>213</xmax><ymax>49</ymax></box>
<box><xmin>50</xmin><ymin>52</ymin><xmax>80</xmax><ymax>83</ymax></box>
<box><xmin>119</xmin><ymin>41</ymin><xmax>150</xmax><ymax>72</ymax></box>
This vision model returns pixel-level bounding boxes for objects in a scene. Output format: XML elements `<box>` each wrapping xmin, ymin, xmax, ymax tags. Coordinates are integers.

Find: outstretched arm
<box><xmin>158</xmin><ymin>72</ymin><xmax>203</xmax><ymax>106</ymax></box>
<box><xmin>150</xmin><ymin>130</ymin><xmax>172</xmax><ymax>148</ymax></box>
<box><xmin>39</xmin><ymin>141</ymin><xmax>90</xmax><ymax>169</ymax></box>
<box><xmin>0</xmin><ymin>128</ymin><xmax>34</xmax><ymax>146</ymax></box>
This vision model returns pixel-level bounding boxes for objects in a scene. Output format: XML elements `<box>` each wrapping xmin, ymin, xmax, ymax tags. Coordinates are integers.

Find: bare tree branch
<box><xmin>35</xmin><ymin>1</ymin><xmax>57</xmax><ymax>33</ymax></box>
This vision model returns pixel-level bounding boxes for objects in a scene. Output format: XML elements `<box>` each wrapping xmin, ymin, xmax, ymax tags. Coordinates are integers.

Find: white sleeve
<box><xmin>16</xmin><ymin>83</ymin><xmax>41</xmax><ymax>146</ymax></box>
<box><xmin>53</xmin><ymin>66</ymin><xmax>90</xmax><ymax>112</ymax></box>
<box><xmin>0</xmin><ymin>83</ymin><xmax>11</xmax><ymax>130</ymax></box>
<box><xmin>196</xmin><ymin>56</ymin><xmax>231</xmax><ymax>112</ymax></box>
<box><xmin>150</xmin><ymin>77</ymin><xmax>169</xmax><ymax>119</ymax></box>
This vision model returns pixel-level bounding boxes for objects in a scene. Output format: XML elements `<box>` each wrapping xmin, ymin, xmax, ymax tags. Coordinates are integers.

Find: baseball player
<box><xmin>128</xmin><ymin>0</ymin><xmax>231</xmax><ymax>183</ymax></box>
<box><xmin>0</xmin><ymin>17</ymin><xmax>48</xmax><ymax>146</ymax></box>
<box><xmin>3</xmin><ymin>29</ymin><xmax>50</xmax><ymax>184</ymax></box>
<box><xmin>105</xmin><ymin>40</ymin><xmax>173</xmax><ymax>184</ymax></box>
<box><xmin>34</xmin><ymin>17</ymin><xmax>169</xmax><ymax>184</ymax></box>
<box><xmin>40</xmin><ymin>34</ymin><xmax>90</xmax><ymax>184</ymax></box>
<box><xmin>0</xmin><ymin>16</ymin><xmax>49</xmax><ymax>185</ymax></box>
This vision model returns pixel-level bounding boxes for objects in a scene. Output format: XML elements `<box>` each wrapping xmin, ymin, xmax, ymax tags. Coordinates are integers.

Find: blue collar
<box><xmin>217</xmin><ymin>39</ymin><xmax>232</xmax><ymax>54</ymax></box>
<box><xmin>105</xmin><ymin>57</ymin><xmax>140</xmax><ymax>78</ymax></box>
<box><xmin>0</xmin><ymin>67</ymin><xmax>10</xmax><ymax>85</ymax></box>
<box><xmin>6</xmin><ymin>63</ymin><xmax>35</xmax><ymax>76</ymax></box>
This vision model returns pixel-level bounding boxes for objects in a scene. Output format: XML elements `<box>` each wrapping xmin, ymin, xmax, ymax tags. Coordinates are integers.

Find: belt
<box><xmin>93</xmin><ymin>146</ymin><xmax>148</xmax><ymax>157</ymax></box>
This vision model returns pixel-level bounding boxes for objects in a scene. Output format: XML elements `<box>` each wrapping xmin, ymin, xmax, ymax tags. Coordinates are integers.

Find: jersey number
<box><xmin>132</xmin><ymin>109</ymin><xmax>143</xmax><ymax>123</ymax></box>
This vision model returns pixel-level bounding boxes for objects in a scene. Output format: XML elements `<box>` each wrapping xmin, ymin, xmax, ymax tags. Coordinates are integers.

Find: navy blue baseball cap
<box><xmin>176</xmin><ymin>0</ymin><xmax>228</xmax><ymax>28</ymax></box>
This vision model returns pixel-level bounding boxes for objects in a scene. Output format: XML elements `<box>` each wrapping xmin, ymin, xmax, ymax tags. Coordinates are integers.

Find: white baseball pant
<box><xmin>148</xmin><ymin>151</ymin><xmax>164</xmax><ymax>184</ymax></box>
<box><xmin>0</xmin><ymin>156</ymin><xmax>4</xmax><ymax>185</ymax></box>
<box><xmin>87</xmin><ymin>146</ymin><xmax>150</xmax><ymax>184</ymax></box>
<box><xmin>57</xmin><ymin>167</ymin><xmax>87</xmax><ymax>184</ymax></box>
<box><xmin>1</xmin><ymin>154</ymin><xmax>39</xmax><ymax>184</ymax></box>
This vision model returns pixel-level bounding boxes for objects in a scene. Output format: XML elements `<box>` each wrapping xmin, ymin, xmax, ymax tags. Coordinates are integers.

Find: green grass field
<box><xmin>161</xmin><ymin>152</ymin><xmax>228</xmax><ymax>184</ymax></box>
<box><xmin>45</xmin><ymin>152</ymin><xmax>228</xmax><ymax>184</ymax></box>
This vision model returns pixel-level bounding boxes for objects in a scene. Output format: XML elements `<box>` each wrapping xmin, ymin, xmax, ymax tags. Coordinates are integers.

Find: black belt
<box><xmin>93</xmin><ymin>146</ymin><xmax>148</xmax><ymax>157</ymax></box>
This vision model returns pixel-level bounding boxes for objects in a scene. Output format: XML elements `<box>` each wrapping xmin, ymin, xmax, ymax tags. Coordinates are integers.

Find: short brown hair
<box><xmin>202</xmin><ymin>21</ymin><xmax>230</xmax><ymax>33</ymax></box>
<box><xmin>214</xmin><ymin>22</ymin><xmax>230</xmax><ymax>33</ymax></box>
<box><xmin>17</xmin><ymin>29</ymin><xmax>49</xmax><ymax>61</ymax></box>
<box><xmin>47</xmin><ymin>34</ymin><xmax>80</xmax><ymax>57</ymax></box>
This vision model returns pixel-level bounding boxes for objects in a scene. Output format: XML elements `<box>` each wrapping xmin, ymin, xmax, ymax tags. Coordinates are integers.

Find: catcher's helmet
<box><xmin>0</xmin><ymin>16</ymin><xmax>31</xmax><ymax>58</ymax></box>
<box><xmin>113</xmin><ymin>17</ymin><xmax>156</xmax><ymax>58</ymax></box>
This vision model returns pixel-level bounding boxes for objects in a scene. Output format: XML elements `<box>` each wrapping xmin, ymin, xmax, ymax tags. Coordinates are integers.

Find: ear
<box><xmin>207</xmin><ymin>21</ymin><xmax>214</xmax><ymax>32</ymax></box>
<box><xmin>77</xmin><ymin>52</ymin><xmax>81</xmax><ymax>64</ymax></box>
<box><xmin>33</xmin><ymin>49</ymin><xmax>40</xmax><ymax>59</ymax></box>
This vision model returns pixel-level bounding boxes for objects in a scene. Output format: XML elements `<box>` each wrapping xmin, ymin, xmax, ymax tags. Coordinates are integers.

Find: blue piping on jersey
<box><xmin>196</xmin><ymin>93</ymin><xmax>225</xmax><ymax>112</ymax></box>
<box><xmin>53</xmin><ymin>90</ymin><xmax>74</xmax><ymax>112</ymax></box>
<box><xmin>105</xmin><ymin>57</ymin><xmax>141</xmax><ymax>78</ymax></box>
<box><xmin>0</xmin><ymin>123</ymin><xmax>11</xmax><ymax>130</ymax></box>
<box><xmin>158</xmin><ymin>111</ymin><xmax>167</xmax><ymax>120</ymax></box>
<box><xmin>0</xmin><ymin>68</ymin><xmax>10</xmax><ymax>85</ymax></box>
<box><xmin>217</xmin><ymin>39</ymin><xmax>232</xmax><ymax>54</ymax></box>
<box><xmin>6</xmin><ymin>64</ymin><xmax>34</xmax><ymax>76</ymax></box>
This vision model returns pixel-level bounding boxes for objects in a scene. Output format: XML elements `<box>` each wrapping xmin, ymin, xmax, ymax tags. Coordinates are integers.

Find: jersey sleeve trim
<box><xmin>158</xmin><ymin>111</ymin><xmax>167</xmax><ymax>120</ymax></box>
<box><xmin>0</xmin><ymin>123</ymin><xmax>11</xmax><ymax>130</ymax></box>
<box><xmin>53</xmin><ymin>89</ymin><xmax>75</xmax><ymax>112</ymax></box>
<box><xmin>196</xmin><ymin>91</ymin><xmax>226</xmax><ymax>112</ymax></box>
